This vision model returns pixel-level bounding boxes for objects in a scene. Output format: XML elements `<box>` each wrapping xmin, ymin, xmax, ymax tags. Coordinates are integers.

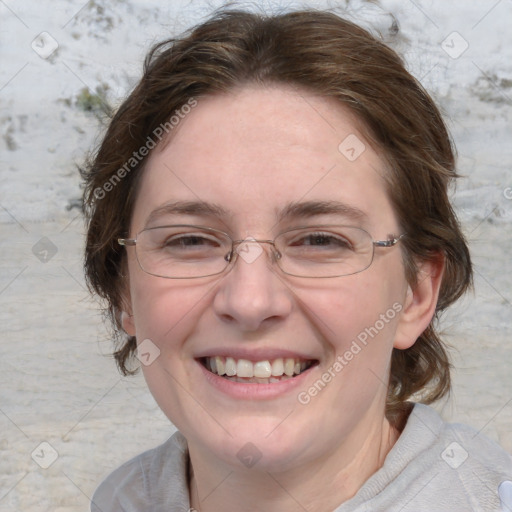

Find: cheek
<box><xmin>128</xmin><ymin>272</ymin><xmax>210</xmax><ymax>353</ymax></box>
<box><xmin>128</xmin><ymin>277</ymin><xmax>215</xmax><ymax>425</ymax></box>
<box><xmin>305</xmin><ymin>284</ymin><xmax>401</xmax><ymax>340</ymax></box>
<box><xmin>293</xmin><ymin>265</ymin><xmax>406</xmax><ymax>363</ymax></box>
<box><xmin>304</xmin><ymin>284</ymin><xmax>404</xmax><ymax>406</ymax></box>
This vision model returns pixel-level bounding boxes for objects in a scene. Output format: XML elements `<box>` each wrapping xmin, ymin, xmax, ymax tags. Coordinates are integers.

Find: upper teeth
<box><xmin>205</xmin><ymin>357</ymin><xmax>310</xmax><ymax>378</ymax></box>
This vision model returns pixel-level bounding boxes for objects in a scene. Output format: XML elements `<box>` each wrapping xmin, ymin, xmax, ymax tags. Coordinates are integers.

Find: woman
<box><xmin>82</xmin><ymin>8</ymin><xmax>512</xmax><ymax>511</ymax></box>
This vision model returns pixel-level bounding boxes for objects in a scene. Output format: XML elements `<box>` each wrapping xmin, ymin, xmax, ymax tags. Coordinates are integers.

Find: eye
<box><xmin>166</xmin><ymin>234</ymin><xmax>213</xmax><ymax>246</ymax></box>
<box><xmin>290</xmin><ymin>231</ymin><xmax>353</xmax><ymax>250</ymax></box>
<box><xmin>162</xmin><ymin>233</ymin><xmax>221</xmax><ymax>250</ymax></box>
<box><xmin>141</xmin><ymin>226</ymin><xmax>228</xmax><ymax>255</ymax></box>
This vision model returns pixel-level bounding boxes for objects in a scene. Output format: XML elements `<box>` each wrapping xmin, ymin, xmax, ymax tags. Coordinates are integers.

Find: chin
<box><xmin>196</xmin><ymin>415</ymin><xmax>319</xmax><ymax>472</ymax></box>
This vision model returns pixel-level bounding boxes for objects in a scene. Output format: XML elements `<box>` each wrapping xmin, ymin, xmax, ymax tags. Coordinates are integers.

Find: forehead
<box><xmin>132</xmin><ymin>85</ymin><xmax>396</xmax><ymax>234</ymax></box>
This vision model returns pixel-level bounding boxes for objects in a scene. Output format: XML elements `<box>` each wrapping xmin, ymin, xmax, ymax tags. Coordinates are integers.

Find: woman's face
<box><xmin>122</xmin><ymin>85</ymin><xmax>416</xmax><ymax>472</ymax></box>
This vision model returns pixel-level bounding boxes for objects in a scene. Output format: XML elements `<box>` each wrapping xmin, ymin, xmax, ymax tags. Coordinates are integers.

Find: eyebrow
<box><xmin>276</xmin><ymin>200</ymin><xmax>368</xmax><ymax>224</ymax></box>
<box><xmin>145</xmin><ymin>200</ymin><xmax>231</xmax><ymax>227</ymax></box>
<box><xmin>145</xmin><ymin>199</ymin><xmax>368</xmax><ymax>227</ymax></box>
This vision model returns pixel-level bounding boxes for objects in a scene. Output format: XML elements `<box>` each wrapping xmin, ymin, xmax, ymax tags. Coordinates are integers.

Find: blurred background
<box><xmin>1</xmin><ymin>1</ymin><xmax>511</xmax><ymax>510</ymax></box>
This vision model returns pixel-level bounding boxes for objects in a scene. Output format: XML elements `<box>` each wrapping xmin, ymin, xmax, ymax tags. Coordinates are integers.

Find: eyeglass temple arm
<box><xmin>373</xmin><ymin>234</ymin><xmax>405</xmax><ymax>248</ymax></box>
<box><xmin>118</xmin><ymin>238</ymin><xmax>136</xmax><ymax>246</ymax></box>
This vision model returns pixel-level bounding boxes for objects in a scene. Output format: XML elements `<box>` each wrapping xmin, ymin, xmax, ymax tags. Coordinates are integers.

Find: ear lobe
<box><xmin>121</xmin><ymin>310</ymin><xmax>136</xmax><ymax>336</ymax></box>
<box><xmin>393</xmin><ymin>255</ymin><xmax>444</xmax><ymax>350</ymax></box>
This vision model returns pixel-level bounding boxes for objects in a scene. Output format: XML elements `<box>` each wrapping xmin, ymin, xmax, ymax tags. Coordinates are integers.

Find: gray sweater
<box><xmin>91</xmin><ymin>403</ymin><xmax>512</xmax><ymax>511</ymax></box>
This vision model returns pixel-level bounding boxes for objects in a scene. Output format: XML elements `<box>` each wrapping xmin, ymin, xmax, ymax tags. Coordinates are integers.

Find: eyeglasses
<box><xmin>118</xmin><ymin>224</ymin><xmax>405</xmax><ymax>279</ymax></box>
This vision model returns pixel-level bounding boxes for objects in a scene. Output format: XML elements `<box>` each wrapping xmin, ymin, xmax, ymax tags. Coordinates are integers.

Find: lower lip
<box><xmin>197</xmin><ymin>360</ymin><xmax>317</xmax><ymax>400</ymax></box>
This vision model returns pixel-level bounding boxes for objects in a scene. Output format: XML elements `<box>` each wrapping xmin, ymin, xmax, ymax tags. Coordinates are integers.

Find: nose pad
<box><xmin>229</xmin><ymin>239</ymin><xmax>281</xmax><ymax>268</ymax></box>
<box><xmin>238</xmin><ymin>238</ymin><xmax>264</xmax><ymax>265</ymax></box>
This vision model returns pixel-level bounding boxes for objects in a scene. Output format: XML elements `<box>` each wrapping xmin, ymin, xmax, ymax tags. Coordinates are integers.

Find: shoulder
<box><xmin>412</xmin><ymin>403</ymin><xmax>512</xmax><ymax>474</ymax></box>
<box><xmin>339</xmin><ymin>404</ymin><xmax>512</xmax><ymax>512</ymax></box>
<box><xmin>90</xmin><ymin>430</ymin><xmax>190</xmax><ymax>512</ymax></box>
<box><xmin>397</xmin><ymin>403</ymin><xmax>512</xmax><ymax>511</ymax></box>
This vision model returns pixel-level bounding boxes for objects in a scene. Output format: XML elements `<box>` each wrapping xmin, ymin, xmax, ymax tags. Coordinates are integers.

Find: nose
<box><xmin>212</xmin><ymin>239</ymin><xmax>293</xmax><ymax>331</ymax></box>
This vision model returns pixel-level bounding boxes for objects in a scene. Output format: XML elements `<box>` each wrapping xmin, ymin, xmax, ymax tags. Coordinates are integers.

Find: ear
<box><xmin>119</xmin><ymin>278</ymin><xmax>136</xmax><ymax>336</ymax></box>
<box><xmin>120</xmin><ymin>310</ymin><xmax>136</xmax><ymax>336</ymax></box>
<box><xmin>393</xmin><ymin>254</ymin><xmax>444</xmax><ymax>350</ymax></box>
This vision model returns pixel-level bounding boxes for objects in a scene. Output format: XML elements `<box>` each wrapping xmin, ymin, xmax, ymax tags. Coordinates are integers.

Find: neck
<box><xmin>188</xmin><ymin>413</ymin><xmax>400</xmax><ymax>512</ymax></box>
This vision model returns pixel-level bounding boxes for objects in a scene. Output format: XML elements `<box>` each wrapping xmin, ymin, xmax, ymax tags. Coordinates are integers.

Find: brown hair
<box><xmin>82</xmin><ymin>9</ymin><xmax>472</xmax><ymax>425</ymax></box>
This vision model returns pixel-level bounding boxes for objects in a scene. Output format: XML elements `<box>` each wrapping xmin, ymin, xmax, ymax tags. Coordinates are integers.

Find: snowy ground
<box><xmin>1</xmin><ymin>1</ymin><xmax>511</xmax><ymax>510</ymax></box>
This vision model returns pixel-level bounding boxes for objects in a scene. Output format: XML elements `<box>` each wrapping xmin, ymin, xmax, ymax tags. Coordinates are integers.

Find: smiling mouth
<box><xmin>200</xmin><ymin>356</ymin><xmax>317</xmax><ymax>384</ymax></box>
